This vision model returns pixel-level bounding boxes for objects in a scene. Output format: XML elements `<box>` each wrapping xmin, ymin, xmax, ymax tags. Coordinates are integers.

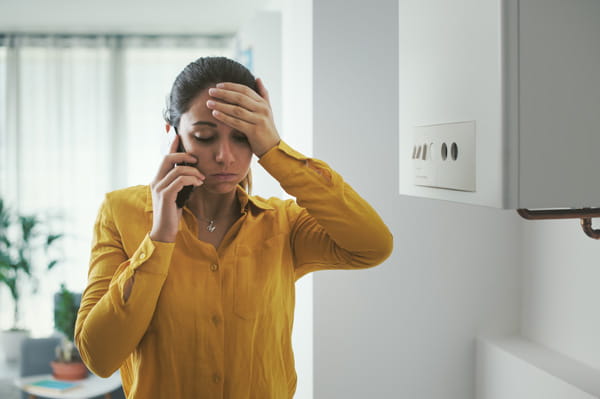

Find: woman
<box><xmin>75</xmin><ymin>56</ymin><xmax>392</xmax><ymax>398</ymax></box>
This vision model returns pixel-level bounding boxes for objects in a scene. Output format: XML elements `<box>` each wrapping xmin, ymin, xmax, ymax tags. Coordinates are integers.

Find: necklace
<box><xmin>197</xmin><ymin>215</ymin><xmax>216</xmax><ymax>233</ymax></box>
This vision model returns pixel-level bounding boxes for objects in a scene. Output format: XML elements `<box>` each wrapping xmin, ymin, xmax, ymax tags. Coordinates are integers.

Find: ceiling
<box><xmin>0</xmin><ymin>0</ymin><xmax>280</xmax><ymax>36</ymax></box>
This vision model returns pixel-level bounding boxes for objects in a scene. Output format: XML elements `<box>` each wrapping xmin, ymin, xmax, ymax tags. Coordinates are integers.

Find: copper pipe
<box><xmin>581</xmin><ymin>218</ymin><xmax>600</xmax><ymax>239</ymax></box>
<box><xmin>517</xmin><ymin>208</ymin><xmax>600</xmax><ymax>220</ymax></box>
<box><xmin>518</xmin><ymin>208</ymin><xmax>600</xmax><ymax>240</ymax></box>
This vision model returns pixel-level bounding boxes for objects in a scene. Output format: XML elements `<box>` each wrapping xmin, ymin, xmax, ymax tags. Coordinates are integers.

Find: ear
<box><xmin>165</xmin><ymin>123</ymin><xmax>171</xmax><ymax>134</ymax></box>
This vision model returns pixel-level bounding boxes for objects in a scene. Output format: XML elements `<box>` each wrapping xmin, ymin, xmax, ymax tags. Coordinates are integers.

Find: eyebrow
<box><xmin>192</xmin><ymin>121</ymin><xmax>217</xmax><ymax>128</ymax></box>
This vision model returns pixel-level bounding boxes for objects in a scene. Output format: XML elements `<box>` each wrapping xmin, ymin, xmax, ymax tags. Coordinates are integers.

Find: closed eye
<box><xmin>194</xmin><ymin>135</ymin><xmax>215</xmax><ymax>143</ymax></box>
<box><xmin>233</xmin><ymin>132</ymin><xmax>248</xmax><ymax>142</ymax></box>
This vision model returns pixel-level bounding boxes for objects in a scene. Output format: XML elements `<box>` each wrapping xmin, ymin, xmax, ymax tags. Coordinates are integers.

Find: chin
<box><xmin>202</xmin><ymin>182</ymin><xmax>240</xmax><ymax>195</ymax></box>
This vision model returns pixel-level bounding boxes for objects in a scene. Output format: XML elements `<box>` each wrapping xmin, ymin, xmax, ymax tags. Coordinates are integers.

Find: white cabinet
<box><xmin>399</xmin><ymin>0</ymin><xmax>600</xmax><ymax>209</ymax></box>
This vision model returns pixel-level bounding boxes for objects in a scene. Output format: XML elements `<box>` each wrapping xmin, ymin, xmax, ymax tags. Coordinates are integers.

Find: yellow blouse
<box><xmin>75</xmin><ymin>141</ymin><xmax>392</xmax><ymax>399</ymax></box>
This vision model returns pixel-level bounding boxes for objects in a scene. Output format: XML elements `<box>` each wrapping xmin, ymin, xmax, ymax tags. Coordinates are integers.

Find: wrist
<box><xmin>149</xmin><ymin>230</ymin><xmax>176</xmax><ymax>243</ymax></box>
<box><xmin>256</xmin><ymin>139</ymin><xmax>280</xmax><ymax>158</ymax></box>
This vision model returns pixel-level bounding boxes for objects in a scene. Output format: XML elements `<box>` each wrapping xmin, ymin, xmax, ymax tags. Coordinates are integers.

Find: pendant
<box><xmin>207</xmin><ymin>220</ymin><xmax>216</xmax><ymax>233</ymax></box>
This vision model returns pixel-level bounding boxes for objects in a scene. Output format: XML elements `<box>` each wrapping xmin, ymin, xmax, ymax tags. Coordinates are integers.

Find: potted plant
<box><xmin>52</xmin><ymin>283</ymin><xmax>88</xmax><ymax>380</ymax></box>
<box><xmin>0</xmin><ymin>198</ymin><xmax>62</xmax><ymax>361</ymax></box>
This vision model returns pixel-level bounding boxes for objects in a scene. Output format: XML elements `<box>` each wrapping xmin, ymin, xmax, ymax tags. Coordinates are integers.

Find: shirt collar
<box><xmin>236</xmin><ymin>185</ymin><xmax>275</xmax><ymax>213</ymax></box>
<box><xmin>144</xmin><ymin>185</ymin><xmax>274</xmax><ymax>213</ymax></box>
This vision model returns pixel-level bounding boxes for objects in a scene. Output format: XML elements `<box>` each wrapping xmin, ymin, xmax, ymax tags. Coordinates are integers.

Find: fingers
<box><xmin>256</xmin><ymin>78</ymin><xmax>270</xmax><ymax>103</ymax></box>
<box><xmin>168</xmin><ymin>131</ymin><xmax>180</xmax><ymax>153</ymax></box>
<box><xmin>210</xmin><ymin>109</ymin><xmax>255</xmax><ymax>134</ymax></box>
<box><xmin>153</xmin><ymin>152</ymin><xmax>198</xmax><ymax>183</ymax></box>
<box><xmin>155</xmin><ymin>174</ymin><xmax>203</xmax><ymax>197</ymax></box>
<box><xmin>213</xmin><ymin>82</ymin><xmax>264</xmax><ymax>103</ymax></box>
<box><xmin>206</xmin><ymin>99</ymin><xmax>259</xmax><ymax>125</ymax></box>
<box><xmin>154</xmin><ymin>134</ymin><xmax>199</xmax><ymax>182</ymax></box>
<box><xmin>208</xmin><ymin>84</ymin><xmax>267</xmax><ymax>113</ymax></box>
<box><xmin>206</xmin><ymin>81</ymin><xmax>272</xmax><ymax>131</ymax></box>
<box><xmin>161</xmin><ymin>165</ymin><xmax>205</xmax><ymax>187</ymax></box>
<box><xmin>152</xmin><ymin>165</ymin><xmax>204</xmax><ymax>202</ymax></box>
<box><xmin>160</xmin><ymin>174</ymin><xmax>203</xmax><ymax>202</ymax></box>
<box><xmin>149</xmin><ymin>133</ymin><xmax>201</xmax><ymax>242</ymax></box>
<box><xmin>206</xmin><ymin>80</ymin><xmax>280</xmax><ymax>157</ymax></box>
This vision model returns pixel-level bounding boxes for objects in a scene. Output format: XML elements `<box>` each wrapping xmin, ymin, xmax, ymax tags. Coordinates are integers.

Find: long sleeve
<box><xmin>75</xmin><ymin>194</ymin><xmax>174</xmax><ymax>377</ymax></box>
<box><xmin>258</xmin><ymin>141</ymin><xmax>393</xmax><ymax>279</ymax></box>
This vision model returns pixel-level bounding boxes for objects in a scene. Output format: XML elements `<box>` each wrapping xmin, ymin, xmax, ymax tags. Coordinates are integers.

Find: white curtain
<box><xmin>0</xmin><ymin>34</ymin><xmax>232</xmax><ymax>336</ymax></box>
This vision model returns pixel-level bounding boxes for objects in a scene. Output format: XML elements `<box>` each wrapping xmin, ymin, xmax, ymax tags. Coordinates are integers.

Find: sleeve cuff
<box><xmin>130</xmin><ymin>233</ymin><xmax>175</xmax><ymax>275</ymax></box>
<box><xmin>258</xmin><ymin>140</ymin><xmax>308</xmax><ymax>181</ymax></box>
<box><xmin>259</xmin><ymin>140</ymin><xmax>307</xmax><ymax>162</ymax></box>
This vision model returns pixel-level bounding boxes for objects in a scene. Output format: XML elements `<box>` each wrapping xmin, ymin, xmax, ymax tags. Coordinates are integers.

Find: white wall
<box><xmin>311</xmin><ymin>1</ymin><xmax>521</xmax><ymax>398</ymax></box>
<box><xmin>521</xmin><ymin>220</ymin><xmax>600</xmax><ymax>370</ymax></box>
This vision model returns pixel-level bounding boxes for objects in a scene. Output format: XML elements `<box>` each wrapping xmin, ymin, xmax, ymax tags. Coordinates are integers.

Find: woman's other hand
<box><xmin>205</xmin><ymin>78</ymin><xmax>281</xmax><ymax>157</ymax></box>
<box><xmin>149</xmin><ymin>134</ymin><xmax>204</xmax><ymax>243</ymax></box>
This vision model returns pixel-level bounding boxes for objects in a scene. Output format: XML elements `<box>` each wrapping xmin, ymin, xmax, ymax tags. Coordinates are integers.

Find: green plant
<box><xmin>54</xmin><ymin>283</ymin><xmax>82</xmax><ymax>363</ymax></box>
<box><xmin>0</xmin><ymin>198</ymin><xmax>62</xmax><ymax>330</ymax></box>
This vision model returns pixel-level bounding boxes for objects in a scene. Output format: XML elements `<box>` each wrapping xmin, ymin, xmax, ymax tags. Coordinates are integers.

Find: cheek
<box><xmin>189</xmin><ymin>147</ymin><xmax>212</xmax><ymax>170</ymax></box>
<box><xmin>241</xmin><ymin>148</ymin><xmax>253</xmax><ymax>165</ymax></box>
<box><xmin>191</xmin><ymin>147</ymin><xmax>210</xmax><ymax>160</ymax></box>
<box><xmin>235</xmin><ymin>143</ymin><xmax>253</xmax><ymax>166</ymax></box>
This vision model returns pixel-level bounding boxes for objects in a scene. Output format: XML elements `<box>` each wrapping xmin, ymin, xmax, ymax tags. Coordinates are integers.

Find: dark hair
<box><xmin>164</xmin><ymin>56</ymin><xmax>258</xmax><ymax>130</ymax></box>
<box><xmin>164</xmin><ymin>56</ymin><xmax>257</xmax><ymax>192</ymax></box>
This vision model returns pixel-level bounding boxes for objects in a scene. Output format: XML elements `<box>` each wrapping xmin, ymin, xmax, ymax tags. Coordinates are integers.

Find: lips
<box><xmin>211</xmin><ymin>173</ymin><xmax>237</xmax><ymax>181</ymax></box>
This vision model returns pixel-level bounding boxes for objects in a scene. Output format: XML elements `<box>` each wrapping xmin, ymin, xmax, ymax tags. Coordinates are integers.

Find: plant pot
<box><xmin>0</xmin><ymin>329</ymin><xmax>30</xmax><ymax>362</ymax></box>
<box><xmin>50</xmin><ymin>361</ymin><xmax>89</xmax><ymax>380</ymax></box>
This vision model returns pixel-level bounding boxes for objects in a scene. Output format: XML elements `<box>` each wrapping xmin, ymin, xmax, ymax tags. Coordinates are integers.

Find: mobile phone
<box><xmin>174</xmin><ymin>129</ymin><xmax>194</xmax><ymax>208</ymax></box>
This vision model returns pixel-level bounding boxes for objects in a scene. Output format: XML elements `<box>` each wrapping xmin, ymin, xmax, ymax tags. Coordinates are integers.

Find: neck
<box><xmin>187</xmin><ymin>187</ymin><xmax>239</xmax><ymax>221</ymax></box>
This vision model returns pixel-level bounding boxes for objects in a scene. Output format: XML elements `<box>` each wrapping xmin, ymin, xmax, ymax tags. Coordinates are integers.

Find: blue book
<box><xmin>27</xmin><ymin>379</ymin><xmax>81</xmax><ymax>393</ymax></box>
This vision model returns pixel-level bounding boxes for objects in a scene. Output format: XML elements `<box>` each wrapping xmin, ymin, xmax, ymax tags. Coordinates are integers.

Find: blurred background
<box><xmin>4</xmin><ymin>1</ymin><xmax>599</xmax><ymax>399</ymax></box>
<box><xmin>0</xmin><ymin>0</ymin><xmax>315</xmax><ymax>397</ymax></box>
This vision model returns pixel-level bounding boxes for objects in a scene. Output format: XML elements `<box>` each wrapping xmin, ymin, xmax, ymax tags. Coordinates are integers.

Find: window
<box><xmin>0</xmin><ymin>34</ymin><xmax>232</xmax><ymax>336</ymax></box>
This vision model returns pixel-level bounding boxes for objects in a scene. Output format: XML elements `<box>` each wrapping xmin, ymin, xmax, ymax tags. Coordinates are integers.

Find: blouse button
<box><xmin>139</xmin><ymin>252</ymin><xmax>146</xmax><ymax>260</ymax></box>
<box><xmin>210</xmin><ymin>263</ymin><xmax>219</xmax><ymax>272</ymax></box>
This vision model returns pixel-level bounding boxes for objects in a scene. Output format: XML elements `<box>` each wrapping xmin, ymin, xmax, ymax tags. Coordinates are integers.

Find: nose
<box><xmin>215</xmin><ymin>138</ymin><xmax>234</xmax><ymax>164</ymax></box>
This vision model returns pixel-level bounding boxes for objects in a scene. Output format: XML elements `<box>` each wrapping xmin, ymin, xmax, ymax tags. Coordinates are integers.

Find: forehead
<box><xmin>180</xmin><ymin>89</ymin><xmax>214</xmax><ymax>125</ymax></box>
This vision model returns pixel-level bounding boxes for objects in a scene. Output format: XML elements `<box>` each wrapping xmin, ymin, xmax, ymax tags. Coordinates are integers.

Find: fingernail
<box><xmin>206</xmin><ymin>100</ymin><xmax>216</xmax><ymax>107</ymax></box>
<box><xmin>208</xmin><ymin>88</ymin><xmax>217</xmax><ymax>95</ymax></box>
<box><xmin>216</xmin><ymin>83</ymin><xmax>225</xmax><ymax>88</ymax></box>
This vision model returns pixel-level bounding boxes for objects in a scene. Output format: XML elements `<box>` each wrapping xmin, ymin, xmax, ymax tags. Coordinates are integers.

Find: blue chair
<box><xmin>19</xmin><ymin>337</ymin><xmax>61</xmax><ymax>379</ymax></box>
<box><xmin>19</xmin><ymin>336</ymin><xmax>125</xmax><ymax>399</ymax></box>
<box><xmin>19</xmin><ymin>337</ymin><xmax>61</xmax><ymax>399</ymax></box>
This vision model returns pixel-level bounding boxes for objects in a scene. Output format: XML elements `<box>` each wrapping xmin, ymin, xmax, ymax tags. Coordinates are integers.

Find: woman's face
<box><xmin>177</xmin><ymin>88</ymin><xmax>252</xmax><ymax>195</ymax></box>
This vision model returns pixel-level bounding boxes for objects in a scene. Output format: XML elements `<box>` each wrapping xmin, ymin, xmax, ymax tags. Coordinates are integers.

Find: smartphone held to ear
<box><xmin>175</xmin><ymin>136</ymin><xmax>194</xmax><ymax>209</ymax></box>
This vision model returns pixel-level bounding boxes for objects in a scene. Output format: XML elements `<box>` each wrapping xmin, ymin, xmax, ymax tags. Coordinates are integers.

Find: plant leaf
<box><xmin>19</xmin><ymin>215</ymin><xmax>38</xmax><ymax>243</ymax></box>
<box><xmin>0</xmin><ymin>252</ymin><xmax>14</xmax><ymax>267</ymax></box>
<box><xmin>0</xmin><ymin>236</ymin><xmax>10</xmax><ymax>248</ymax></box>
<box><xmin>47</xmin><ymin>259</ymin><xmax>59</xmax><ymax>270</ymax></box>
<box><xmin>46</xmin><ymin>234</ymin><xmax>63</xmax><ymax>247</ymax></box>
<box><xmin>0</xmin><ymin>199</ymin><xmax>10</xmax><ymax>230</ymax></box>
